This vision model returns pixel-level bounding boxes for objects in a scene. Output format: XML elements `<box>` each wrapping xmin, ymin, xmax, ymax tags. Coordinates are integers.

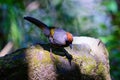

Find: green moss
<box><xmin>84</xmin><ymin>63</ymin><xmax>96</xmax><ymax>74</ymax></box>
<box><xmin>96</xmin><ymin>62</ymin><xmax>105</xmax><ymax>74</ymax></box>
<box><xmin>40</xmin><ymin>51</ymin><xmax>52</xmax><ymax>64</ymax></box>
<box><xmin>73</xmin><ymin>55</ymin><xmax>96</xmax><ymax>74</ymax></box>
<box><xmin>82</xmin><ymin>56</ymin><xmax>96</xmax><ymax>74</ymax></box>
<box><xmin>53</xmin><ymin>54</ymin><xmax>61</xmax><ymax>65</ymax></box>
<box><xmin>31</xmin><ymin>56</ymin><xmax>40</xmax><ymax>66</ymax></box>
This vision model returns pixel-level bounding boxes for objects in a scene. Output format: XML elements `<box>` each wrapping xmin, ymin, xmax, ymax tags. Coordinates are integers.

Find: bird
<box><xmin>24</xmin><ymin>16</ymin><xmax>73</xmax><ymax>65</ymax></box>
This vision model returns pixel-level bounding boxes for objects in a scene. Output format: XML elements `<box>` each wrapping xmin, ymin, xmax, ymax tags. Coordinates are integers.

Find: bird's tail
<box><xmin>24</xmin><ymin>16</ymin><xmax>50</xmax><ymax>36</ymax></box>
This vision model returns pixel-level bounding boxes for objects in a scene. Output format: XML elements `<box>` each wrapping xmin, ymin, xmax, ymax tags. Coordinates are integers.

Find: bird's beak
<box><xmin>69</xmin><ymin>44</ymin><xmax>72</xmax><ymax>49</ymax></box>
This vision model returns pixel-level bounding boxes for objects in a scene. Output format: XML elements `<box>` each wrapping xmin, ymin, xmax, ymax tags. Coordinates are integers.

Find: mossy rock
<box><xmin>0</xmin><ymin>37</ymin><xmax>111</xmax><ymax>80</ymax></box>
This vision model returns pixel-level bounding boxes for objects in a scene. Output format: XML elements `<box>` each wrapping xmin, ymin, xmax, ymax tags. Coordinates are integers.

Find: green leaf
<box><xmin>107</xmin><ymin>1</ymin><xmax>118</xmax><ymax>13</ymax></box>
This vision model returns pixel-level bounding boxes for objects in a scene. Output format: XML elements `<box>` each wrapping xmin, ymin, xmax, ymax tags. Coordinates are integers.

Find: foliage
<box><xmin>101</xmin><ymin>0</ymin><xmax>120</xmax><ymax>80</ymax></box>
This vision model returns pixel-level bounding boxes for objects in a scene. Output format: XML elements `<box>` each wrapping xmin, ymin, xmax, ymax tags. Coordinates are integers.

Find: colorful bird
<box><xmin>24</xmin><ymin>16</ymin><xmax>73</xmax><ymax>65</ymax></box>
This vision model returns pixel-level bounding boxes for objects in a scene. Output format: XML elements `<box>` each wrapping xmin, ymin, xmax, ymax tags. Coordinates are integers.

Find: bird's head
<box><xmin>66</xmin><ymin>32</ymin><xmax>73</xmax><ymax>49</ymax></box>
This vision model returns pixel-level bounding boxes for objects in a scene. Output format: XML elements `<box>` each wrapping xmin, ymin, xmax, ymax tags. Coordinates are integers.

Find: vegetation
<box><xmin>0</xmin><ymin>0</ymin><xmax>119</xmax><ymax>80</ymax></box>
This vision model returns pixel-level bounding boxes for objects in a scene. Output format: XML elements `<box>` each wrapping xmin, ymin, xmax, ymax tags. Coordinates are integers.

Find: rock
<box><xmin>0</xmin><ymin>37</ymin><xmax>111</xmax><ymax>80</ymax></box>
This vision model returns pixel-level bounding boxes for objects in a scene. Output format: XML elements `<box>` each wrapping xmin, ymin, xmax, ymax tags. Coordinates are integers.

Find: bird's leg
<box><xmin>63</xmin><ymin>49</ymin><xmax>73</xmax><ymax>66</ymax></box>
<box><xmin>65</xmin><ymin>52</ymin><xmax>73</xmax><ymax>66</ymax></box>
<box><xmin>50</xmin><ymin>48</ymin><xmax>53</xmax><ymax>58</ymax></box>
<box><xmin>50</xmin><ymin>48</ymin><xmax>55</xmax><ymax>62</ymax></box>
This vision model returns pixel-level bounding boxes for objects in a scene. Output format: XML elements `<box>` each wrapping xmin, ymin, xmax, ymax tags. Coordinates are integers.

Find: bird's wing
<box><xmin>51</xmin><ymin>28</ymin><xmax>67</xmax><ymax>45</ymax></box>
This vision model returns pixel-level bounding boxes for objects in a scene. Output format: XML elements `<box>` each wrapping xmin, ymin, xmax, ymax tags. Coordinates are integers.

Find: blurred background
<box><xmin>0</xmin><ymin>0</ymin><xmax>119</xmax><ymax>80</ymax></box>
